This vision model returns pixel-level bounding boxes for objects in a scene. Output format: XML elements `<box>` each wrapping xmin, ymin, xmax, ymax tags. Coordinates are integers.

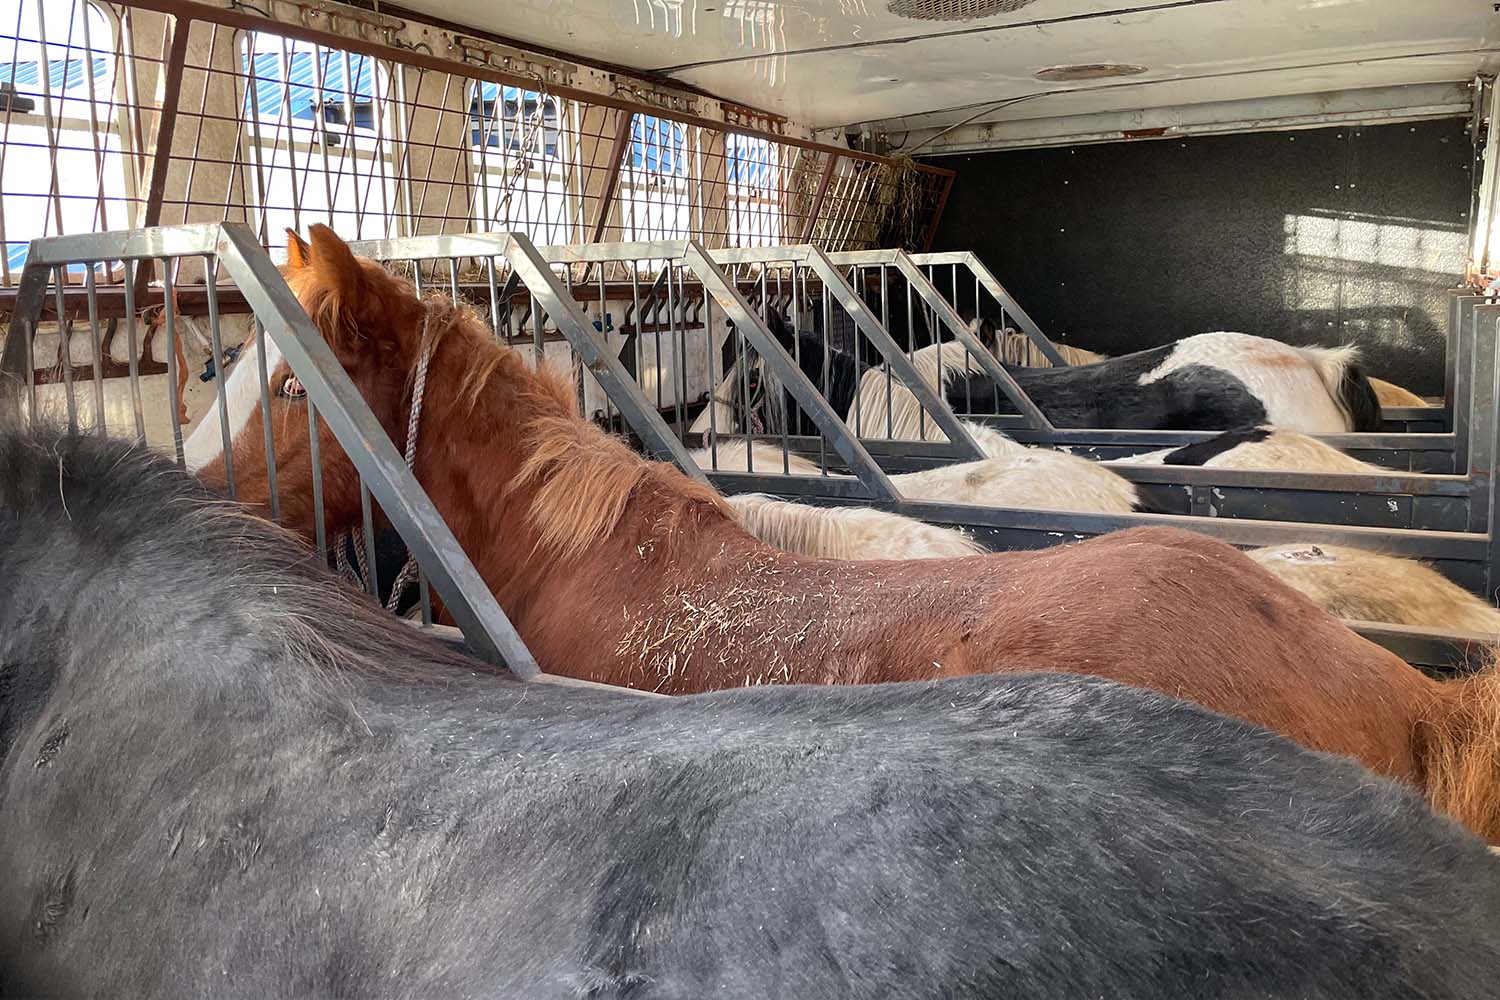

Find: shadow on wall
<box><xmin>925</xmin><ymin>119</ymin><xmax>1472</xmax><ymax>396</ymax></box>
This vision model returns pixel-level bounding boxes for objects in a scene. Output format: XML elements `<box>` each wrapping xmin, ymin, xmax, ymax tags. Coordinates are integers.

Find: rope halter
<box><xmin>333</xmin><ymin>302</ymin><xmax>438</xmax><ymax>614</ymax></box>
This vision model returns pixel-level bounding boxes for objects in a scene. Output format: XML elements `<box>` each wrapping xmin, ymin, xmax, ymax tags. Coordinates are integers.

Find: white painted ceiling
<box><xmin>403</xmin><ymin>0</ymin><xmax>1500</xmax><ymax>148</ymax></box>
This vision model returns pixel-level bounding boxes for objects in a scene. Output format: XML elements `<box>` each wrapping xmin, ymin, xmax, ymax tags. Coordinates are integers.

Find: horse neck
<box><xmin>409</xmin><ymin>344</ymin><xmax>753</xmax><ymax>624</ymax></box>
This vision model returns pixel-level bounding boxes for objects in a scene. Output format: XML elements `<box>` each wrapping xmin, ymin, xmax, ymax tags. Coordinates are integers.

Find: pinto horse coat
<box><xmin>6</xmin><ymin>424</ymin><xmax>1500</xmax><ymax>998</ymax></box>
<box><xmin>723</xmin><ymin>313</ymin><xmax>1382</xmax><ymax>435</ymax></box>
<box><xmin>197</xmin><ymin>226</ymin><xmax>1500</xmax><ymax>842</ymax></box>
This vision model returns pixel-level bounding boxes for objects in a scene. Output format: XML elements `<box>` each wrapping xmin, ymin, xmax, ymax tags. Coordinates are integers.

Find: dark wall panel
<box><xmin>926</xmin><ymin>119</ymin><xmax>1472</xmax><ymax>395</ymax></box>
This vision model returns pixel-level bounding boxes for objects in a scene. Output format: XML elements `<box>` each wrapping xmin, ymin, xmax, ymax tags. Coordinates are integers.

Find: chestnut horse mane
<box><xmin>336</xmin><ymin>259</ymin><xmax>729</xmax><ymax>561</ymax></box>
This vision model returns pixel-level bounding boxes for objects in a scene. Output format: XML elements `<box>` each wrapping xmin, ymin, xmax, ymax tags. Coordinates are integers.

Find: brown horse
<box><xmin>201</xmin><ymin>225</ymin><xmax>1500</xmax><ymax>842</ymax></box>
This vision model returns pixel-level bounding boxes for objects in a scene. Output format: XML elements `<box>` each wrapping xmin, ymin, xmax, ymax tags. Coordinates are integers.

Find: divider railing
<box><xmin>1</xmin><ymin>222</ymin><xmax>539</xmax><ymax>678</ymax></box>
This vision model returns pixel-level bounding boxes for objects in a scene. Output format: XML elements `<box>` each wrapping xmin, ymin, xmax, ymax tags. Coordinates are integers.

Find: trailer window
<box><xmin>0</xmin><ymin>0</ymin><xmax>129</xmax><ymax>284</ymax></box>
<box><xmin>469</xmin><ymin>83</ymin><xmax>574</xmax><ymax>245</ymax></box>
<box><xmin>237</xmin><ymin>32</ymin><xmax>397</xmax><ymax>249</ymax></box>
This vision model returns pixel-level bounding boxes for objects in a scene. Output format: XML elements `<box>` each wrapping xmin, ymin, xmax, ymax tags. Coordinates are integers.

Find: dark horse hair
<box><xmin>4</xmin><ymin>422</ymin><xmax>1500</xmax><ymax>998</ymax></box>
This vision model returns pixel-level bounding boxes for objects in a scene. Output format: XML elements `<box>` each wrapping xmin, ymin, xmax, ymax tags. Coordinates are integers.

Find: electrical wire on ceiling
<box><xmin>902</xmin><ymin>92</ymin><xmax>1050</xmax><ymax>153</ymax></box>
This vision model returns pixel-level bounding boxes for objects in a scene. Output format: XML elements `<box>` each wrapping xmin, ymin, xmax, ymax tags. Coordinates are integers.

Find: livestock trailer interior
<box><xmin>3</xmin><ymin>3</ymin><xmax>1499</xmax><ymax>678</ymax></box>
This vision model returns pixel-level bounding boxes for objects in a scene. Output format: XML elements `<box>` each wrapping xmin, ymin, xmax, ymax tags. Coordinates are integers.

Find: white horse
<box><xmin>725</xmin><ymin>494</ymin><xmax>983</xmax><ymax>560</ymax></box>
<box><xmin>1250</xmin><ymin>545</ymin><xmax>1500</xmax><ymax>634</ymax></box>
<box><xmin>692</xmin><ymin>433</ymin><xmax>1141</xmax><ymax>515</ymax></box>
<box><xmin>1108</xmin><ymin>427</ymin><xmax>1388</xmax><ymax>474</ymax></box>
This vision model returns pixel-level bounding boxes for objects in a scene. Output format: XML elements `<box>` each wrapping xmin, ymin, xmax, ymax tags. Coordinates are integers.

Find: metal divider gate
<box><xmin>1</xmin><ymin>222</ymin><xmax>540</xmax><ymax>678</ymax></box>
<box><xmin>8</xmin><ymin>225</ymin><xmax>1494</xmax><ymax>670</ymax></box>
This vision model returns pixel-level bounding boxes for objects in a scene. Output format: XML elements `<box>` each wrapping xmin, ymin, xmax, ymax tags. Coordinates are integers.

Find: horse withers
<box><xmin>4</xmin><ymin>424</ymin><xmax>1500</xmax><ymax>998</ymax></box>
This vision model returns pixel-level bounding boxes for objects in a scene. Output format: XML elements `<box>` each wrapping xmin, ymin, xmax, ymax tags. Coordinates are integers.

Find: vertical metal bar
<box><xmin>1453</xmin><ymin>295</ymin><xmax>1479</xmax><ymax>475</ymax></box>
<box><xmin>776</xmin><ymin>266</ymin><xmax>789</xmax><ymax>472</ymax></box>
<box><xmin>122</xmin><ymin>259</ymin><xmax>145</xmax><ymax>440</ymax></box>
<box><xmin>76</xmin><ymin>0</ymin><xmax>112</xmax><ymax>234</ymax></box>
<box><xmin>1473</xmin><ymin>307</ymin><xmax>1500</xmax><ymax>599</ymax></box>
<box><xmin>588</xmin><ymin>111</ymin><xmax>635</xmax><ymax>244</ymax></box>
<box><xmin>204</xmin><ymin>256</ymin><xmax>235</xmax><ymax>497</ymax></box>
<box><xmin>359</xmin><ymin>480</ymin><xmax>379</xmax><ymax>598</ymax></box>
<box><xmin>306</xmin><ymin>393</ymin><xmax>328</xmax><ymax>558</ymax></box>
<box><xmin>530</xmin><ymin>291</ymin><xmax>545</xmax><ymax>368</ymax></box>
<box><xmin>162</xmin><ymin>262</ymin><xmax>184</xmax><ymax>464</ymax></box>
<box><xmin>84</xmin><ymin>267</ymin><xmax>106</xmax><ymax>437</ymax></box>
<box><xmin>244</xmin><ymin>35</ymin><xmax>273</xmax><ymax>244</ymax></box>
<box><xmin>801</xmin><ymin>152</ymin><xmax>838</xmax><ymax>244</ymax></box>
<box><xmin>678</xmin><ymin>269</ymin><xmax>692</xmax><ymax>437</ymax></box>
<box><xmin>631</xmin><ymin>265</ymin><xmax>644</xmax><ymax>394</ymax></box>
<box><xmin>133</xmin><ymin>16</ymin><xmax>191</xmax><ymax>302</ymax></box>
<box><xmin>1467</xmin><ymin>302</ymin><xmax>1498</xmax><ymax>535</ymax></box>
<box><xmin>485</xmin><ymin>257</ymin><xmax>502</xmax><ymax>336</ymax></box>
<box><xmin>597</xmin><ymin>263</ymin><xmax>614</xmax><ymax>428</ymax></box>
<box><xmin>33</xmin><ymin>0</ymin><xmax>66</xmax><ymax>239</ymax></box>
<box><xmin>53</xmin><ymin>268</ymin><xmax>77</xmax><ymax>433</ymax></box>
<box><xmin>276</xmin><ymin>34</ymin><xmax>308</xmax><ymax>231</ymax></box>
<box><xmin>254</xmin><ymin>318</ymin><xmax>282</xmax><ymax>522</ymax></box>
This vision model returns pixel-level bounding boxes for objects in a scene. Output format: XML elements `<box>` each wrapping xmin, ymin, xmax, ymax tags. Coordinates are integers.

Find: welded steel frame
<box><xmin>343</xmin><ymin>231</ymin><xmax>723</xmax><ymax>482</ymax></box>
<box><xmin>698</xmin><ymin>302</ymin><xmax>1500</xmax><ymax>561</ymax></box>
<box><xmin>1</xmin><ymin>0</ymin><xmax>955</xmax><ymax>319</ymax></box>
<box><xmin>0</xmin><ymin>222</ymin><xmax>539</xmax><ymax>678</ymax></box>
<box><xmin>823</xmin><ymin>248</ymin><xmax>1057</xmax><ymax>431</ymax></box>
<box><xmin>527</xmin><ymin>238</ymin><xmax>971</xmax><ymax>499</ymax></box>
<box><xmin>698</xmin><ymin>243</ymin><xmax>996</xmax><ymax>451</ymax></box>
<box><xmin>826</xmin><ymin>250</ymin><xmax>1476</xmax><ymax>475</ymax></box>
<box><xmin>906</xmin><ymin>250</ymin><xmax>1067</xmax><ymax>367</ymax></box>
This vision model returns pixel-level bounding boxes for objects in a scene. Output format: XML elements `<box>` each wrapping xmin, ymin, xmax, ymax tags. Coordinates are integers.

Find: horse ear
<box><xmin>285</xmin><ymin>229</ymin><xmax>311</xmax><ymax>269</ymax></box>
<box><xmin>306</xmin><ymin>224</ymin><xmax>365</xmax><ymax>297</ymax></box>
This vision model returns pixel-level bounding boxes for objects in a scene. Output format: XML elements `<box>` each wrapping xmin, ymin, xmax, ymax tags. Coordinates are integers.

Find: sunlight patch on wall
<box><xmin>1283</xmin><ymin>212</ymin><xmax>1463</xmax><ymax>273</ymax></box>
<box><xmin>1280</xmin><ymin>211</ymin><xmax>1463</xmax><ymax>350</ymax></box>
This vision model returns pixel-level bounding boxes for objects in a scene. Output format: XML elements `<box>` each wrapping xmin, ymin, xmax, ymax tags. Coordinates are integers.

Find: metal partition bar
<box><xmin>1</xmin><ymin>223</ymin><xmax>539</xmax><ymax>679</ymax></box>
<box><xmin>531</xmin><ymin>239</ymin><xmax>901</xmax><ymax>500</ymax></box>
<box><xmin>1480</xmin><ymin>304</ymin><xmax>1500</xmax><ymax>600</ymax></box>
<box><xmin>827</xmin><ymin>249</ymin><xmax>1057</xmax><ymax>431</ymax></box>
<box><xmin>342</xmin><ymin>232</ymin><xmax>711</xmax><ymax>482</ymax></box>
<box><xmin>909</xmin><ymin>250</ymin><xmax>1068</xmax><ymax>367</ymax></box>
<box><xmin>1453</xmin><ymin>294</ymin><xmax>1485</xmax><ymax>473</ymax></box>
<box><xmin>705</xmin><ymin>244</ymin><xmax>986</xmax><ymax>460</ymax></box>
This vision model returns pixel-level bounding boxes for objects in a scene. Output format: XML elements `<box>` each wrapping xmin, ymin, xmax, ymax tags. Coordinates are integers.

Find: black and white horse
<box><xmin>696</xmin><ymin>315</ymin><xmax>1381</xmax><ymax>436</ymax></box>
<box><xmin>4</xmin><ymin>425</ymin><xmax>1498</xmax><ymax>998</ymax></box>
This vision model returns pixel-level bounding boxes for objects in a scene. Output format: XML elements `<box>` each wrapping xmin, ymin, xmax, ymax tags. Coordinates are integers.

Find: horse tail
<box><xmin>1419</xmin><ymin>659</ymin><xmax>1500</xmax><ymax>843</ymax></box>
<box><xmin>1296</xmin><ymin>344</ymin><xmax>1382</xmax><ymax>431</ymax></box>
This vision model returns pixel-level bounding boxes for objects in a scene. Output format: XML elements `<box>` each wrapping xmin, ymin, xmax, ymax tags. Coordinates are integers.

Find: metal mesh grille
<box><xmin>886</xmin><ymin>0</ymin><xmax>1038</xmax><ymax>22</ymax></box>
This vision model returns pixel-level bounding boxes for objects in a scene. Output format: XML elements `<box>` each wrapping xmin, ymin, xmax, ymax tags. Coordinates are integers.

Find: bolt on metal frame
<box><xmin>0</xmin><ymin>221</ymin><xmax>540</xmax><ymax>678</ymax></box>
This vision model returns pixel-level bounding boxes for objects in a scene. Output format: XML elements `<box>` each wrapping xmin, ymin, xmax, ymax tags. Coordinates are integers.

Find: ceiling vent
<box><xmin>1033</xmin><ymin>63</ymin><xmax>1148</xmax><ymax>82</ymax></box>
<box><xmin>886</xmin><ymin>0</ymin><xmax>1039</xmax><ymax>23</ymax></box>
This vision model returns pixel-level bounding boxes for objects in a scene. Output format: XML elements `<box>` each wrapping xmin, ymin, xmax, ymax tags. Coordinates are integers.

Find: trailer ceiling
<box><xmin>397</xmin><ymin>0</ymin><xmax>1500</xmax><ymax>151</ymax></box>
